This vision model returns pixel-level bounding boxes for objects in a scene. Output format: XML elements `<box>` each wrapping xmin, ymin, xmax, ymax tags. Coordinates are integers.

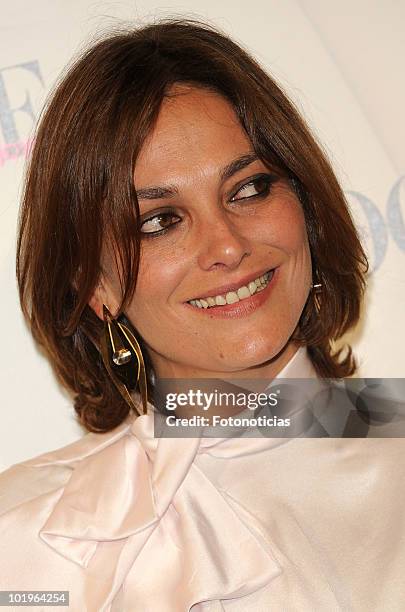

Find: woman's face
<box><xmin>95</xmin><ymin>85</ymin><xmax>312</xmax><ymax>379</ymax></box>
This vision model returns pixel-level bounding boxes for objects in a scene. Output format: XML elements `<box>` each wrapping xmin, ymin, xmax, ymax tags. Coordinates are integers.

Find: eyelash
<box><xmin>140</xmin><ymin>173</ymin><xmax>277</xmax><ymax>237</ymax></box>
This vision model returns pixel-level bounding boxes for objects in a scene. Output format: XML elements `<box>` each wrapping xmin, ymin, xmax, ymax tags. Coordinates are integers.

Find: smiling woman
<box><xmin>1</xmin><ymin>18</ymin><xmax>404</xmax><ymax>612</ymax></box>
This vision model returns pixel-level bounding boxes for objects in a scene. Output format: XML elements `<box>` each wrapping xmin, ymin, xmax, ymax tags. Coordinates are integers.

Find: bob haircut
<box><xmin>17</xmin><ymin>19</ymin><xmax>368</xmax><ymax>432</ymax></box>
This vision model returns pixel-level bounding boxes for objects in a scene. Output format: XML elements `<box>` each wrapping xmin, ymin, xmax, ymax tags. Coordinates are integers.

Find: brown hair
<box><xmin>16</xmin><ymin>19</ymin><xmax>368</xmax><ymax>432</ymax></box>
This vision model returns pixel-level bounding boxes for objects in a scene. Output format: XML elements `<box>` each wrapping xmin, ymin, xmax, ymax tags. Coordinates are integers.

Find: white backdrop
<box><xmin>1</xmin><ymin>0</ymin><xmax>404</xmax><ymax>469</ymax></box>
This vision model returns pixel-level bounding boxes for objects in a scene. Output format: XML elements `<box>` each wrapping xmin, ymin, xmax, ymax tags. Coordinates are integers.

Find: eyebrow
<box><xmin>135</xmin><ymin>152</ymin><xmax>259</xmax><ymax>201</ymax></box>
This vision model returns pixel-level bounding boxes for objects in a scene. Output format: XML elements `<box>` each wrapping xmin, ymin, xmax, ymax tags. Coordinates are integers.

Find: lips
<box><xmin>187</xmin><ymin>268</ymin><xmax>275</xmax><ymax>309</ymax></box>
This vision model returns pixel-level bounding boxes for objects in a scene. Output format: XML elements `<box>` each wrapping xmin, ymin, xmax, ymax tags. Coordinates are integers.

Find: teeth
<box><xmin>189</xmin><ymin>270</ymin><xmax>274</xmax><ymax>309</ymax></box>
<box><xmin>226</xmin><ymin>291</ymin><xmax>239</xmax><ymax>305</ymax></box>
<box><xmin>248</xmin><ymin>281</ymin><xmax>257</xmax><ymax>295</ymax></box>
<box><xmin>237</xmin><ymin>286</ymin><xmax>250</xmax><ymax>299</ymax></box>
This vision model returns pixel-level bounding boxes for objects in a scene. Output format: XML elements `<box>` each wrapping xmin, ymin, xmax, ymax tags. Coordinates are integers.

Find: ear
<box><xmin>88</xmin><ymin>276</ymin><xmax>119</xmax><ymax>322</ymax></box>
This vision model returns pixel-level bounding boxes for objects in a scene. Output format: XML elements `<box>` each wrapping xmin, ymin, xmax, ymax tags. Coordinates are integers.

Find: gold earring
<box><xmin>100</xmin><ymin>304</ymin><xmax>148</xmax><ymax>417</ymax></box>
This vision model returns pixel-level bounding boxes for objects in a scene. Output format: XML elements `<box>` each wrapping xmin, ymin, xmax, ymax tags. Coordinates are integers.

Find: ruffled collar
<box><xmin>34</xmin><ymin>414</ymin><xmax>280</xmax><ymax>609</ymax></box>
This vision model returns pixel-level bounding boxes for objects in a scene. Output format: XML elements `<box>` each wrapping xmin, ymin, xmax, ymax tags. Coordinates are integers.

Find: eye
<box><xmin>230</xmin><ymin>174</ymin><xmax>277</xmax><ymax>202</ymax></box>
<box><xmin>140</xmin><ymin>211</ymin><xmax>181</xmax><ymax>235</ymax></box>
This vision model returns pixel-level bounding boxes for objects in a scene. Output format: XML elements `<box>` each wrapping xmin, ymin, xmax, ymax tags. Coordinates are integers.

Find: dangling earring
<box><xmin>100</xmin><ymin>304</ymin><xmax>148</xmax><ymax>417</ymax></box>
<box><xmin>311</xmin><ymin>271</ymin><xmax>323</xmax><ymax>315</ymax></box>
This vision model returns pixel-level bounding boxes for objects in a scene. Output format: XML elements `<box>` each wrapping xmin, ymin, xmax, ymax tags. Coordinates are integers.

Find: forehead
<box><xmin>134</xmin><ymin>85</ymin><xmax>253</xmax><ymax>187</ymax></box>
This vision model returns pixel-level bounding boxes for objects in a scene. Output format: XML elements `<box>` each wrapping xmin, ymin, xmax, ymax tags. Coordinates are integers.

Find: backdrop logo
<box><xmin>348</xmin><ymin>179</ymin><xmax>405</xmax><ymax>271</ymax></box>
<box><xmin>0</xmin><ymin>60</ymin><xmax>44</xmax><ymax>166</ymax></box>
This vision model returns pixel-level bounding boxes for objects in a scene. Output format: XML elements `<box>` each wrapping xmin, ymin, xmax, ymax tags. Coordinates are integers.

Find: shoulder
<box><xmin>0</xmin><ymin>418</ymin><xmax>133</xmax><ymax>518</ymax></box>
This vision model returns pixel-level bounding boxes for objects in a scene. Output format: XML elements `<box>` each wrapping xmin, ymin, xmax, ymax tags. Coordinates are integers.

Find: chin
<box><xmin>222</xmin><ymin>334</ymin><xmax>292</xmax><ymax>372</ymax></box>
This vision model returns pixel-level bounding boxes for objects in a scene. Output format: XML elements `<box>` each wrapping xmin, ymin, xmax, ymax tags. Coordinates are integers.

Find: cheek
<box><xmin>286</xmin><ymin>208</ymin><xmax>310</xmax><ymax>254</ymax></box>
<box><xmin>130</xmin><ymin>245</ymin><xmax>187</xmax><ymax>317</ymax></box>
<box><xmin>255</xmin><ymin>196</ymin><xmax>309</xmax><ymax>255</ymax></box>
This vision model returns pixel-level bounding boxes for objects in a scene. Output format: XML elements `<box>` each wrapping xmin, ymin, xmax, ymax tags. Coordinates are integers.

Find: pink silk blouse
<box><xmin>0</xmin><ymin>348</ymin><xmax>404</xmax><ymax>611</ymax></box>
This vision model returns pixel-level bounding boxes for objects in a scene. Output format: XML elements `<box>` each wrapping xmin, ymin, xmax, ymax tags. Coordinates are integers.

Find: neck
<box><xmin>150</xmin><ymin>339</ymin><xmax>300</xmax><ymax>380</ymax></box>
<box><xmin>149</xmin><ymin>340</ymin><xmax>307</xmax><ymax>421</ymax></box>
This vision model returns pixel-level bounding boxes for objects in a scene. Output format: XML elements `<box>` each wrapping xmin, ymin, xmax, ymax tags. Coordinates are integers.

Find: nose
<box><xmin>196</xmin><ymin>210</ymin><xmax>251</xmax><ymax>271</ymax></box>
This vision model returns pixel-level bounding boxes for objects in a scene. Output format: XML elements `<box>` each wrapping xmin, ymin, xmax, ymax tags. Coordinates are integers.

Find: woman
<box><xmin>1</xmin><ymin>19</ymin><xmax>404</xmax><ymax>611</ymax></box>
